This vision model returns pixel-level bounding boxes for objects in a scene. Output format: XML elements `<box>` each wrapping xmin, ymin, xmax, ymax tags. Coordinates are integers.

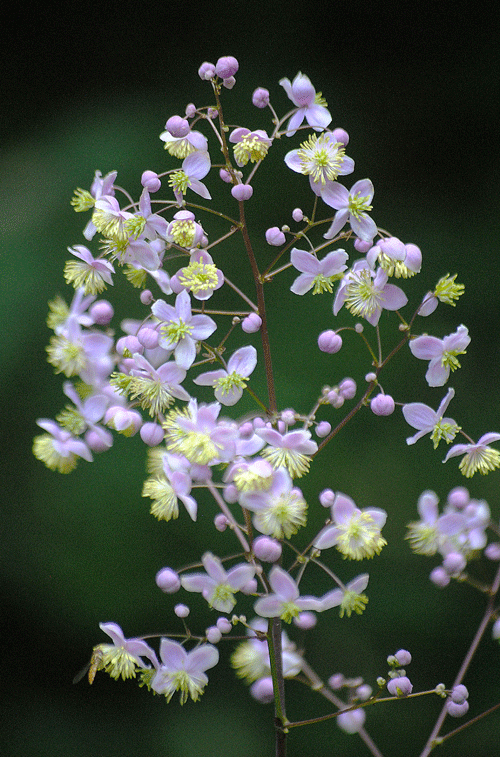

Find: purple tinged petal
<box><xmin>227</xmin><ymin>345</ymin><xmax>257</xmax><ymax>375</ymax></box>
<box><xmin>314</xmin><ymin>524</ymin><xmax>340</xmax><ymax>550</ymax></box>
<box><xmin>269</xmin><ymin>566</ymin><xmax>299</xmax><ymax>600</ymax></box>
<box><xmin>183</xmin><ymin>151</ymin><xmax>211</xmax><ymax>180</ymax></box>
<box><xmin>185</xmin><ymin>645</ymin><xmax>219</xmax><ymax>673</ymax></box>
<box><xmin>351</xmin><ymin>179</ymin><xmax>374</xmax><ymax>201</ymax></box>
<box><xmin>324</xmin><ymin>209</ymin><xmax>349</xmax><ymax>238</ymax></box>
<box><xmin>332</xmin><ymin>492</ymin><xmax>357</xmax><ymax>523</ymax></box>
<box><xmin>379</xmin><ymin>283</ymin><xmax>408</xmax><ymax>311</ymax></box>
<box><xmin>254</xmin><ymin>596</ymin><xmax>287</xmax><ymax>617</ymax></box>
<box><xmin>350</xmin><ymin>214</ymin><xmax>377</xmax><ymax>243</ymax></box>
<box><xmin>284</xmin><ymin>150</ymin><xmax>303</xmax><ymax>173</ymax></box>
<box><xmin>159</xmin><ymin>638</ymin><xmax>186</xmax><ymax>667</ymax></box>
<box><xmin>409</xmin><ymin>335</ymin><xmax>444</xmax><ymax>360</ymax></box>
<box><xmin>305</xmin><ymin>104</ymin><xmax>332</xmax><ymax>130</ymax></box>
<box><xmin>291</xmin><ymin>248</ymin><xmax>320</xmax><ymax>274</ymax></box>
<box><xmin>226</xmin><ymin>564</ymin><xmax>256</xmax><ymax>589</ymax></box>
<box><xmin>194</xmin><ymin>369</ymin><xmax>227</xmax><ymax>386</ymax></box>
<box><xmin>202</xmin><ymin>552</ymin><xmax>228</xmax><ymax>582</ymax></box>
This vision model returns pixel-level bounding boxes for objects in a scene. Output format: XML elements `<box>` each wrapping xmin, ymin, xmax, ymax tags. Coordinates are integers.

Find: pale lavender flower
<box><xmin>171</xmin><ymin>249</ymin><xmax>224</xmax><ymax>301</ymax></box>
<box><xmin>163</xmin><ymin>399</ymin><xmax>239</xmax><ymax>466</ymax></box>
<box><xmin>98</xmin><ymin>622</ymin><xmax>158</xmax><ymax>678</ymax></box>
<box><xmin>387</xmin><ymin>676</ymin><xmax>413</xmax><ymax>697</ymax></box>
<box><xmin>33</xmin><ymin>418</ymin><xmax>93</xmax><ymax>473</ymax></box>
<box><xmin>65</xmin><ymin>245</ymin><xmax>115</xmax><ymax>294</ymax></box>
<box><xmin>279</xmin><ymin>72</ymin><xmax>332</xmax><ymax>136</ymax></box>
<box><xmin>409</xmin><ymin>325</ymin><xmax>470</xmax><ymax>387</ymax></box>
<box><xmin>323</xmin><ymin>179</ymin><xmax>377</xmax><ymax>242</ymax></box>
<box><xmin>81</xmin><ymin>170</ymin><xmax>118</xmax><ymax>240</ymax></box>
<box><xmin>239</xmin><ymin>466</ymin><xmax>307</xmax><ymax>539</ymax></box>
<box><xmin>402</xmin><ymin>388</ymin><xmax>460</xmax><ymax>448</ymax></box>
<box><xmin>284</xmin><ymin>132</ymin><xmax>354</xmax><ymax>193</ymax></box>
<box><xmin>128</xmin><ymin>352</ymin><xmax>191</xmax><ymax>413</ymax></box>
<box><xmin>319</xmin><ymin>574</ymin><xmax>370</xmax><ymax>617</ymax></box>
<box><xmin>137</xmin><ymin>188</ymin><xmax>169</xmax><ymax>239</ymax></box>
<box><xmin>333</xmin><ymin>259</ymin><xmax>408</xmax><ymax>326</ymax></box>
<box><xmin>443</xmin><ymin>432</ymin><xmax>500</xmax><ymax>477</ymax></box>
<box><xmin>151</xmin><ymin>638</ymin><xmax>219</xmax><ymax>703</ymax></box>
<box><xmin>169</xmin><ymin>151</ymin><xmax>212</xmax><ymax>203</ymax></box>
<box><xmin>152</xmin><ymin>290</ymin><xmax>216</xmax><ymax>369</ymax></box>
<box><xmin>194</xmin><ymin>345</ymin><xmax>257</xmax><ymax>406</ymax></box>
<box><xmin>314</xmin><ymin>492</ymin><xmax>387</xmax><ymax>560</ymax></box>
<box><xmin>160</xmin><ymin>127</ymin><xmax>208</xmax><ymax>158</ymax></box>
<box><xmin>255</xmin><ymin>425</ymin><xmax>318</xmax><ymax>478</ymax></box>
<box><xmin>229</xmin><ymin>127</ymin><xmax>272</xmax><ymax>166</ymax></box>
<box><xmin>180</xmin><ymin>552</ymin><xmax>256</xmax><ymax>613</ymax></box>
<box><xmin>290</xmin><ymin>248</ymin><xmax>348</xmax><ymax>295</ymax></box>
<box><xmin>61</xmin><ymin>381</ymin><xmax>113</xmax><ymax>451</ymax></box>
<box><xmin>254</xmin><ymin>566</ymin><xmax>323</xmax><ymax>622</ymax></box>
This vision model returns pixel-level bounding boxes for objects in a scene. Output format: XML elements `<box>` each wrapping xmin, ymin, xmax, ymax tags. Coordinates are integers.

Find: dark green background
<box><xmin>2</xmin><ymin>4</ymin><xmax>499</xmax><ymax>756</ymax></box>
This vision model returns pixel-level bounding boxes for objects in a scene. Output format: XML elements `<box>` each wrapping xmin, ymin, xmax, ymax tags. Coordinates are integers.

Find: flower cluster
<box><xmin>35</xmin><ymin>56</ymin><xmax>500</xmax><ymax>754</ymax></box>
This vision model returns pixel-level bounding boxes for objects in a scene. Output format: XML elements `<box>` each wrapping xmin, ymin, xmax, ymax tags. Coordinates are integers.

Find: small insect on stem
<box><xmin>73</xmin><ymin>646</ymin><xmax>103</xmax><ymax>685</ymax></box>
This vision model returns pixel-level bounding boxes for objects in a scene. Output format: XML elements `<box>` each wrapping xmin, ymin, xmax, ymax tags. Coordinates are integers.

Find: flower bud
<box><xmin>337</xmin><ymin>708</ymin><xmax>365</xmax><ymax>734</ymax></box>
<box><xmin>370</xmin><ymin>394</ymin><xmax>395</xmax><ymax>416</ymax></box>
<box><xmin>253</xmin><ymin>535</ymin><xmax>282</xmax><ymax>563</ymax></box>
<box><xmin>174</xmin><ymin>603</ymin><xmax>190</xmax><ymax>618</ymax></box>
<box><xmin>89</xmin><ymin>300</ymin><xmax>114</xmax><ymax>325</ymax></box>
<box><xmin>442</xmin><ymin>551</ymin><xmax>466</xmax><ymax>576</ymax></box>
<box><xmin>185</xmin><ymin>103</ymin><xmax>196</xmax><ymax>118</ymax></box>
<box><xmin>328</xmin><ymin>673</ymin><xmax>345</xmax><ymax>690</ymax></box>
<box><xmin>116</xmin><ymin>335</ymin><xmax>143</xmax><ymax>356</ymax></box>
<box><xmin>231</xmin><ymin>183</ymin><xmax>253</xmax><ymax>201</ymax></box>
<box><xmin>250</xmin><ymin>676</ymin><xmax>275</xmax><ymax>703</ymax></box>
<box><xmin>293</xmin><ymin>612</ymin><xmax>317</xmax><ymax>630</ymax></box>
<box><xmin>387</xmin><ymin>676</ymin><xmax>413</xmax><ymax>697</ymax></box>
<box><xmin>140</xmin><ymin>289</ymin><xmax>154</xmax><ymax>305</ymax></box>
<box><xmin>485</xmin><ymin>542</ymin><xmax>500</xmax><ymax>561</ymax></box>
<box><xmin>141</xmin><ymin>170</ymin><xmax>161</xmax><ymax>192</ymax></box>
<box><xmin>215</xmin><ymin>56</ymin><xmax>239</xmax><ymax>79</ymax></box>
<box><xmin>214</xmin><ymin>513</ymin><xmax>229</xmax><ymax>532</ymax></box>
<box><xmin>450</xmin><ymin>684</ymin><xmax>468</xmax><ymax>703</ymax></box>
<box><xmin>205</xmin><ymin>626</ymin><xmax>222</xmax><ymax>643</ymax></box>
<box><xmin>265</xmin><ymin>226</ymin><xmax>286</xmax><ymax>246</ymax></box>
<box><xmin>85</xmin><ymin>428</ymin><xmax>113</xmax><ymax>452</ymax></box>
<box><xmin>165</xmin><ymin>115</ymin><xmax>190</xmax><ymax>138</ymax></box>
<box><xmin>430</xmin><ymin>566</ymin><xmax>450</xmax><ymax>587</ymax></box>
<box><xmin>446</xmin><ymin>699</ymin><xmax>469</xmax><ymax>717</ymax></box>
<box><xmin>252</xmin><ymin>87</ymin><xmax>270</xmax><ymax>108</ymax></box>
<box><xmin>137</xmin><ymin>327</ymin><xmax>159</xmax><ymax>350</ymax></box>
<box><xmin>198</xmin><ymin>62</ymin><xmax>215</xmax><ymax>80</ymax></box>
<box><xmin>105</xmin><ymin>407</ymin><xmax>142</xmax><ymax>436</ymax></box>
<box><xmin>394</xmin><ymin>649</ymin><xmax>412</xmax><ymax>666</ymax></box>
<box><xmin>332</xmin><ymin>127</ymin><xmax>349</xmax><ymax>145</ymax></box>
<box><xmin>318</xmin><ymin>330</ymin><xmax>342</xmax><ymax>354</ymax></box>
<box><xmin>319</xmin><ymin>488</ymin><xmax>335</xmax><ymax>508</ymax></box>
<box><xmin>492</xmin><ymin>617</ymin><xmax>500</xmax><ymax>639</ymax></box>
<box><xmin>219</xmin><ymin>168</ymin><xmax>232</xmax><ymax>183</ymax></box>
<box><xmin>447</xmin><ymin>486</ymin><xmax>469</xmax><ymax>509</ymax></box>
<box><xmin>339</xmin><ymin>378</ymin><xmax>356</xmax><ymax>399</ymax></box>
<box><xmin>156</xmin><ymin>567</ymin><xmax>181</xmax><ymax>593</ymax></box>
<box><xmin>316</xmin><ymin>421</ymin><xmax>331</xmax><ymax>438</ymax></box>
<box><xmin>140</xmin><ymin>422</ymin><xmax>164</xmax><ymax>447</ymax></box>
<box><xmin>354</xmin><ymin>238</ymin><xmax>372</xmax><ymax>253</ymax></box>
<box><xmin>222</xmin><ymin>76</ymin><xmax>236</xmax><ymax>90</ymax></box>
<box><xmin>292</xmin><ymin>207</ymin><xmax>304</xmax><ymax>222</ymax></box>
<box><xmin>242</xmin><ymin>312</ymin><xmax>262</xmax><ymax>333</ymax></box>
<box><xmin>216</xmin><ymin>617</ymin><xmax>232</xmax><ymax>634</ymax></box>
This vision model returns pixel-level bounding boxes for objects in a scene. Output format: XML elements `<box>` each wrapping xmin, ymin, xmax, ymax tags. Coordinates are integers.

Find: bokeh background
<box><xmin>2</xmin><ymin>4</ymin><xmax>499</xmax><ymax>756</ymax></box>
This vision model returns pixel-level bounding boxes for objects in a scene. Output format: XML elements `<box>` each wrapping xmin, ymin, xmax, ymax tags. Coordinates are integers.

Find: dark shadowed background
<box><xmin>2</xmin><ymin>4</ymin><xmax>499</xmax><ymax>756</ymax></box>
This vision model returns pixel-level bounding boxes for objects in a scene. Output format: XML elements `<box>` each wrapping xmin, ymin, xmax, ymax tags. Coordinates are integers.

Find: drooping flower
<box><xmin>229</xmin><ymin>128</ymin><xmax>273</xmax><ymax>166</ymax></box>
<box><xmin>168</xmin><ymin>151</ymin><xmax>212</xmax><ymax>203</ymax></box>
<box><xmin>166</xmin><ymin>210</ymin><xmax>206</xmax><ymax>249</ymax></box>
<box><xmin>160</xmin><ymin>128</ymin><xmax>208</xmax><ymax>159</ymax></box>
<box><xmin>279</xmin><ymin>72</ymin><xmax>332</xmax><ymax>136</ymax></box>
<box><xmin>253</xmin><ymin>566</ymin><xmax>323</xmax><ymax>623</ymax></box>
<box><xmin>333</xmin><ymin>259</ymin><xmax>408</xmax><ymax>326</ymax></box>
<box><xmin>194</xmin><ymin>345</ymin><xmax>257</xmax><ymax>406</ymax></box>
<box><xmin>319</xmin><ymin>574</ymin><xmax>370</xmax><ymax>617</ymax></box>
<box><xmin>239</xmin><ymin>466</ymin><xmax>308</xmax><ymax>538</ymax></box>
<box><xmin>162</xmin><ymin>399</ymin><xmax>239</xmax><ymax>466</ymax></box>
<box><xmin>33</xmin><ymin>418</ymin><xmax>93</xmax><ymax>473</ymax></box>
<box><xmin>231</xmin><ymin>618</ymin><xmax>302</xmax><ymax>683</ymax></box>
<box><xmin>405</xmin><ymin>490</ymin><xmax>441</xmax><ymax>556</ymax></box>
<box><xmin>443</xmin><ymin>432</ymin><xmax>500</xmax><ymax>477</ymax></box>
<box><xmin>142</xmin><ymin>452</ymin><xmax>198</xmax><ymax>521</ymax></box>
<box><xmin>402</xmin><ymin>388</ymin><xmax>460</xmax><ymax>448</ymax></box>
<box><xmin>151</xmin><ymin>638</ymin><xmax>219</xmax><ymax>704</ymax></box>
<box><xmin>64</xmin><ymin>245</ymin><xmax>115</xmax><ymax>294</ymax></box>
<box><xmin>171</xmin><ymin>249</ymin><xmax>224</xmax><ymax>301</ymax></box>
<box><xmin>97</xmin><ymin>622</ymin><xmax>158</xmax><ymax>680</ymax></box>
<box><xmin>314</xmin><ymin>492</ymin><xmax>387</xmax><ymax>560</ymax></box>
<box><xmin>180</xmin><ymin>552</ymin><xmax>255</xmax><ymax>613</ymax></box>
<box><xmin>323</xmin><ymin>179</ymin><xmax>377</xmax><ymax>242</ymax></box>
<box><xmin>290</xmin><ymin>248</ymin><xmax>348</xmax><ymax>295</ymax></box>
<box><xmin>409</xmin><ymin>325</ymin><xmax>470</xmax><ymax>387</ymax></box>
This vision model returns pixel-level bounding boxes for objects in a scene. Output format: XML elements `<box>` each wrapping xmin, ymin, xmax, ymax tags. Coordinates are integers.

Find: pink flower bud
<box><xmin>327</xmin><ymin>673</ymin><xmax>345</xmax><ymax>690</ymax></box>
<box><xmin>155</xmin><ymin>567</ymin><xmax>181</xmax><ymax>593</ymax></box>
<box><xmin>370</xmin><ymin>394</ymin><xmax>395</xmax><ymax>416</ymax></box>
<box><xmin>165</xmin><ymin>115</ymin><xmax>190</xmax><ymax>138</ymax></box>
<box><xmin>137</xmin><ymin>327</ymin><xmax>159</xmax><ymax>350</ymax></box>
<box><xmin>116</xmin><ymin>335</ymin><xmax>143</xmax><ymax>356</ymax></box>
<box><xmin>89</xmin><ymin>300</ymin><xmax>113</xmax><ymax>325</ymax></box>
<box><xmin>387</xmin><ymin>676</ymin><xmax>413</xmax><ymax>697</ymax></box>
<box><xmin>354</xmin><ymin>238</ymin><xmax>372</xmax><ymax>253</ymax></box>
<box><xmin>293</xmin><ymin>611</ymin><xmax>317</xmax><ymax>630</ymax></box>
<box><xmin>222</xmin><ymin>76</ymin><xmax>236</xmax><ymax>90</ymax></box>
<box><xmin>394</xmin><ymin>649</ymin><xmax>412</xmax><ymax>666</ymax></box>
<box><xmin>140</xmin><ymin>289</ymin><xmax>154</xmax><ymax>305</ymax></box>
<box><xmin>327</xmin><ymin>390</ymin><xmax>344</xmax><ymax>408</ymax></box>
<box><xmin>447</xmin><ymin>486</ymin><xmax>469</xmax><ymax>509</ymax></box>
<box><xmin>265</xmin><ymin>226</ymin><xmax>286</xmax><ymax>246</ymax></box>
<box><xmin>219</xmin><ymin>168</ymin><xmax>232</xmax><ymax>183</ymax></box>
<box><xmin>337</xmin><ymin>708</ymin><xmax>366</xmax><ymax>734</ymax></box>
<box><xmin>318</xmin><ymin>330</ymin><xmax>342</xmax><ymax>354</ymax></box>
<box><xmin>242</xmin><ymin>312</ymin><xmax>262</xmax><ymax>333</ymax></box>
<box><xmin>292</xmin><ymin>207</ymin><xmax>304</xmax><ymax>222</ymax></box>
<box><xmin>450</xmin><ymin>684</ymin><xmax>468</xmax><ymax>703</ymax></box>
<box><xmin>446</xmin><ymin>699</ymin><xmax>469</xmax><ymax>718</ymax></box>
<box><xmin>85</xmin><ymin>428</ymin><xmax>112</xmax><ymax>452</ymax></box>
<box><xmin>250</xmin><ymin>676</ymin><xmax>275</xmax><ymax>703</ymax></box>
<box><xmin>185</xmin><ymin>103</ymin><xmax>196</xmax><ymax>118</ymax></box>
<box><xmin>339</xmin><ymin>378</ymin><xmax>356</xmax><ymax>399</ymax></box>
<box><xmin>105</xmin><ymin>407</ymin><xmax>142</xmax><ymax>436</ymax></box>
<box><xmin>319</xmin><ymin>488</ymin><xmax>335</xmax><ymax>507</ymax></box>
<box><xmin>217</xmin><ymin>617</ymin><xmax>232</xmax><ymax>633</ymax></box>
<box><xmin>485</xmin><ymin>542</ymin><xmax>500</xmax><ymax>561</ymax></box>
<box><xmin>215</xmin><ymin>56</ymin><xmax>239</xmax><ymax>79</ymax></box>
<box><xmin>141</xmin><ymin>170</ymin><xmax>161</xmax><ymax>192</ymax></box>
<box><xmin>214</xmin><ymin>513</ymin><xmax>229</xmax><ymax>532</ymax></box>
<box><xmin>252</xmin><ymin>87</ymin><xmax>270</xmax><ymax>108</ymax></box>
<box><xmin>332</xmin><ymin>127</ymin><xmax>349</xmax><ymax>145</ymax></box>
<box><xmin>442</xmin><ymin>551</ymin><xmax>466</xmax><ymax>576</ymax></box>
<box><xmin>205</xmin><ymin>626</ymin><xmax>222</xmax><ymax>643</ymax></box>
<box><xmin>253</xmin><ymin>535</ymin><xmax>282</xmax><ymax>563</ymax></box>
<box><xmin>174</xmin><ymin>603</ymin><xmax>190</xmax><ymax>618</ymax></box>
<box><xmin>316</xmin><ymin>421</ymin><xmax>331</xmax><ymax>438</ymax></box>
<box><xmin>231</xmin><ymin>184</ymin><xmax>253</xmax><ymax>201</ymax></box>
<box><xmin>198</xmin><ymin>61</ymin><xmax>215</xmax><ymax>80</ymax></box>
<box><xmin>140</xmin><ymin>422</ymin><xmax>164</xmax><ymax>447</ymax></box>
<box><xmin>430</xmin><ymin>566</ymin><xmax>450</xmax><ymax>587</ymax></box>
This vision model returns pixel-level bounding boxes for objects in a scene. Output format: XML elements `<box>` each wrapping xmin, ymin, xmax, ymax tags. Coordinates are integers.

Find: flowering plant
<box><xmin>34</xmin><ymin>57</ymin><xmax>500</xmax><ymax>755</ymax></box>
